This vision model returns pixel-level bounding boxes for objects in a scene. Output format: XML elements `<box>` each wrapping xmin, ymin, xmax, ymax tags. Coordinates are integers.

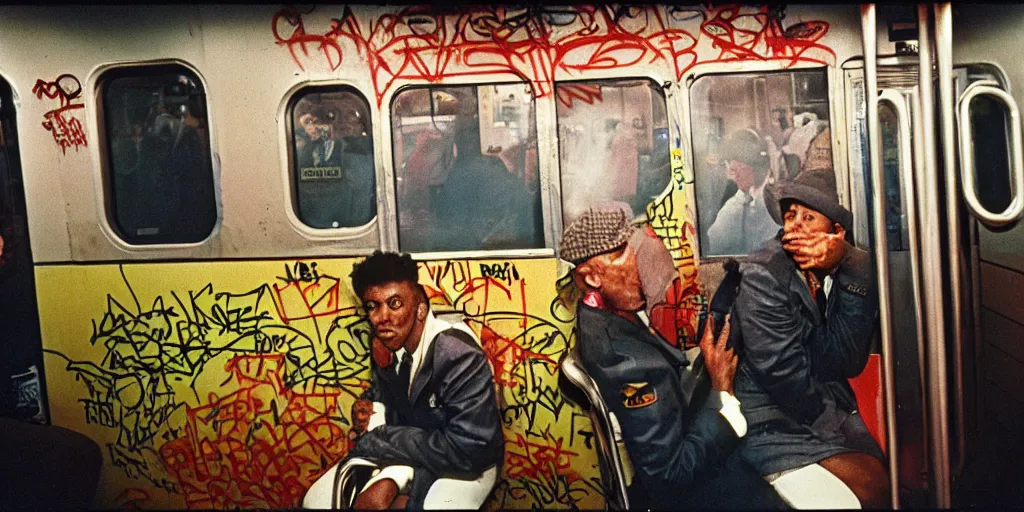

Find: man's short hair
<box><xmin>350</xmin><ymin>250</ymin><xmax>426</xmax><ymax>300</ymax></box>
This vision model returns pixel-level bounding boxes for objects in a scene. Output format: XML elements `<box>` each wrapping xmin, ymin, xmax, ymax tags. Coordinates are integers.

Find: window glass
<box><xmin>879</xmin><ymin>102</ymin><xmax>910</xmax><ymax>251</ymax></box>
<box><xmin>969</xmin><ymin>95</ymin><xmax>1013</xmax><ymax>214</ymax></box>
<box><xmin>291</xmin><ymin>88</ymin><xmax>376</xmax><ymax>228</ymax></box>
<box><xmin>556</xmin><ymin>80</ymin><xmax>671</xmax><ymax>226</ymax></box>
<box><xmin>102</xmin><ymin>65</ymin><xmax>217</xmax><ymax>244</ymax></box>
<box><xmin>690</xmin><ymin>69</ymin><xmax>833</xmax><ymax>257</ymax></box>
<box><xmin>391</xmin><ymin>84</ymin><xmax>543</xmax><ymax>252</ymax></box>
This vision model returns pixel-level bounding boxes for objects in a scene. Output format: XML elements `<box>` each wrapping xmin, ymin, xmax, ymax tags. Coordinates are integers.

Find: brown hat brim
<box><xmin>766</xmin><ymin>181</ymin><xmax>853</xmax><ymax>233</ymax></box>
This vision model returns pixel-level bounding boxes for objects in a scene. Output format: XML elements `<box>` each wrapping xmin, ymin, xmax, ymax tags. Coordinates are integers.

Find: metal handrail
<box><xmin>957</xmin><ymin>80</ymin><xmax>1024</xmax><ymax>227</ymax></box>
<box><xmin>861</xmin><ymin>7</ymin><xmax>901</xmax><ymax>508</ymax></box>
<box><xmin>879</xmin><ymin>89</ymin><xmax>930</xmax><ymax>490</ymax></box>
<box><xmin>934</xmin><ymin>2</ymin><xmax>968</xmax><ymax>480</ymax></box>
<box><xmin>918</xmin><ymin>4</ymin><xmax>953</xmax><ymax>507</ymax></box>
<box><xmin>911</xmin><ymin>91</ymin><xmax>932</xmax><ymax>479</ymax></box>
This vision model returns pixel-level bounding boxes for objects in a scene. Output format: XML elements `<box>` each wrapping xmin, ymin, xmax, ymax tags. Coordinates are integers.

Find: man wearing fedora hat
<box><xmin>560</xmin><ymin>203</ymin><xmax>786</xmax><ymax>509</ymax></box>
<box><xmin>706</xmin><ymin>129</ymin><xmax>781</xmax><ymax>256</ymax></box>
<box><xmin>729</xmin><ymin>169</ymin><xmax>890</xmax><ymax>508</ymax></box>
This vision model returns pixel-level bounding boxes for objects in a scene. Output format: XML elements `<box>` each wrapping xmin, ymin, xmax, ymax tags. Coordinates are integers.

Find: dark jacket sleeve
<box><xmin>347</xmin><ymin>342</ymin><xmax>502</xmax><ymax>476</ymax></box>
<box><xmin>736</xmin><ymin>244</ymin><xmax>878</xmax><ymax>426</ymax></box>
<box><xmin>591</xmin><ymin>350</ymin><xmax>739</xmax><ymax>494</ymax></box>
<box><xmin>808</xmin><ymin>245</ymin><xmax>879</xmax><ymax>381</ymax></box>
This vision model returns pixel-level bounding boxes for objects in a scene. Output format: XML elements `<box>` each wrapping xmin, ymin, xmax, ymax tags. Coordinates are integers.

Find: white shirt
<box><xmin>706</xmin><ymin>182</ymin><xmax>781</xmax><ymax>256</ymax></box>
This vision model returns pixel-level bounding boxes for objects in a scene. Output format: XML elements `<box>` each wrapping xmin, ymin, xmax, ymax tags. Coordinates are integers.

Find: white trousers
<box><xmin>767</xmin><ymin>463</ymin><xmax>862</xmax><ymax>509</ymax></box>
<box><xmin>303</xmin><ymin>460</ymin><xmax>497</xmax><ymax>510</ymax></box>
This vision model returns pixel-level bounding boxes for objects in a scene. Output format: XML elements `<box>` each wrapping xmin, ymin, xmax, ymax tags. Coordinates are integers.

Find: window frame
<box><xmin>385</xmin><ymin>79</ymin><xmax>554</xmax><ymax>259</ymax></box>
<box><xmin>94</xmin><ymin>59</ymin><xmax>220</xmax><ymax>248</ymax></box>
<box><xmin>684</xmin><ymin>64</ymin><xmax>840</xmax><ymax>261</ymax></box>
<box><xmin>282</xmin><ymin>82</ymin><xmax>380</xmax><ymax>237</ymax></box>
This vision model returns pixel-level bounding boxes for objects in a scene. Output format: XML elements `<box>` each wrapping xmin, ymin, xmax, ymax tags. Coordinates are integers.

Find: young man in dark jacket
<box><xmin>561</xmin><ymin>204</ymin><xmax>786</xmax><ymax>510</ymax></box>
<box><xmin>303</xmin><ymin>251</ymin><xmax>504</xmax><ymax>510</ymax></box>
<box><xmin>732</xmin><ymin>169</ymin><xmax>890</xmax><ymax>508</ymax></box>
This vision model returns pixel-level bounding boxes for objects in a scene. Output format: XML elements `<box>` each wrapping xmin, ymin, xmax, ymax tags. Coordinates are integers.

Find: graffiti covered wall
<box><xmin>40</xmin><ymin>257</ymin><xmax>605</xmax><ymax>509</ymax></box>
<box><xmin>33</xmin><ymin>3</ymin><xmax>839</xmax><ymax>509</ymax></box>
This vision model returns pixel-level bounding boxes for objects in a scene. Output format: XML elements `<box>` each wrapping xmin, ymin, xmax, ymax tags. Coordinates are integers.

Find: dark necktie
<box><xmin>805</xmin><ymin>271</ymin><xmax>827</xmax><ymax>317</ymax></box>
<box><xmin>397</xmin><ymin>351</ymin><xmax>414</xmax><ymax>399</ymax></box>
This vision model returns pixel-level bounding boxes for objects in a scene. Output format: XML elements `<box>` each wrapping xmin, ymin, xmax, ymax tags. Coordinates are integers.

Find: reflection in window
<box><xmin>879</xmin><ymin>102</ymin><xmax>910</xmax><ymax>251</ymax></box>
<box><xmin>102</xmin><ymin>65</ymin><xmax>217</xmax><ymax>244</ymax></box>
<box><xmin>691</xmin><ymin>69</ymin><xmax>833</xmax><ymax>257</ymax></box>
<box><xmin>391</xmin><ymin>84</ymin><xmax>544</xmax><ymax>252</ymax></box>
<box><xmin>556</xmin><ymin>80</ymin><xmax>671</xmax><ymax>226</ymax></box>
<box><xmin>290</xmin><ymin>87</ymin><xmax>376</xmax><ymax>229</ymax></box>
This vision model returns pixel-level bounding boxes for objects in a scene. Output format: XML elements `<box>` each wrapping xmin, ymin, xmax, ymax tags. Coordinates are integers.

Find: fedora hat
<box><xmin>766</xmin><ymin>169</ymin><xmax>852</xmax><ymax>232</ymax></box>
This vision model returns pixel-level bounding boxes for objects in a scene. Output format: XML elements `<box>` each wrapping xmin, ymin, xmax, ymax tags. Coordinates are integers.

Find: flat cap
<box><xmin>559</xmin><ymin>203</ymin><xmax>636</xmax><ymax>265</ymax></box>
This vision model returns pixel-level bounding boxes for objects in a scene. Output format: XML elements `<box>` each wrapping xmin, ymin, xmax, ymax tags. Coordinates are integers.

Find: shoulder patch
<box><xmin>841</xmin><ymin>282</ymin><xmax>869</xmax><ymax>297</ymax></box>
<box><xmin>620</xmin><ymin>382</ymin><xmax>658</xmax><ymax>409</ymax></box>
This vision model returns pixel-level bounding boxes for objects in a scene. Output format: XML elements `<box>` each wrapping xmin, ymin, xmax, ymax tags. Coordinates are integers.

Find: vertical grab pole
<box><xmin>861</xmin><ymin>6</ymin><xmax>901</xmax><ymax>508</ymax></box>
<box><xmin>933</xmin><ymin>2</ymin><xmax>967</xmax><ymax>479</ymax></box>
<box><xmin>918</xmin><ymin>4</ymin><xmax>953</xmax><ymax>507</ymax></box>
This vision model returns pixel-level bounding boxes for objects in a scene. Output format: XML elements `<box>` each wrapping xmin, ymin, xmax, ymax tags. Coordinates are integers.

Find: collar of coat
<box><xmin>391</xmin><ymin>311</ymin><xmax>479</xmax><ymax>403</ymax></box>
<box><xmin>744</xmin><ymin>236</ymin><xmax>825</xmax><ymax>324</ymax></box>
<box><xmin>578</xmin><ymin>302</ymin><xmax>688</xmax><ymax>368</ymax></box>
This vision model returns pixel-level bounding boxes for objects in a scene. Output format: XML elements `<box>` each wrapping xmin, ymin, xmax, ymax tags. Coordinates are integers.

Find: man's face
<box><xmin>362</xmin><ymin>281</ymin><xmax>424</xmax><ymax>352</ymax></box>
<box><xmin>726</xmin><ymin>159</ymin><xmax>757</xmax><ymax>192</ymax></box>
<box><xmin>299</xmin><ymin>113</ymin><xmax>326</xmax><ymax>141</ymax></box>
<box><xmin>588</xmin><ymin>245</ymin><xmax>646</xmax><ymax>312</ymax></box>
<box><xmin>783</xmin><ymin>202</ymin><xmax>834</xmax><ymax>237</ymax></box>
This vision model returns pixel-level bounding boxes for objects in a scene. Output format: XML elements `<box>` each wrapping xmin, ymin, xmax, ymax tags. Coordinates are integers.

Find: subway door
<box><xmin>0</xmin><ymin>77</ymin><xmax>48</xmax><ymax>424</ymax></box>
<box><xmin>947</xmin><ymin>3</ymin><xmax>1024</xmax><ymax>506</ymax></box>
<box><xmin>844</xmin><ymin>59</ymin><xmax>930</xmax><ymax>503</ymax></box>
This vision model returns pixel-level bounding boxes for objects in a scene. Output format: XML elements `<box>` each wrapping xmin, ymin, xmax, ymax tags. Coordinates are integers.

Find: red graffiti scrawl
<box><xmin>32</xmin><ymin>74</ymin><xmax>88</xmax><ymax>154</ymax></box>
<box><xmin>272</xmin><ymin>5</ymin><xmax>835</xmax><ymax>108</ymax></box>
<box><xmin>159</xmin><ymin>355</ymin><xmax>349</xmax><ymax>509</ymax></box>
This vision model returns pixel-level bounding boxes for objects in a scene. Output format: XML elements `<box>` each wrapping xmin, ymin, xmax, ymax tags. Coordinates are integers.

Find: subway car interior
<box><xmin>0</xmin><ymin>2</ymin><xmax>1023</xmax><ymax>509</ymax></box>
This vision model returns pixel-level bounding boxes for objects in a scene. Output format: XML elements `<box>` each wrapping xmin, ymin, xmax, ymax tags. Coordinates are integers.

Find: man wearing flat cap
<box><xmin>560</xmin><ymin>203</ymin><xmax>785</xmax><ymax>510</ymax></box>
<box><xmin>730</xmin><ymin>169</ymin><xmax>890</xmax><ymax>508</ymax></box>
<box><xmin>706</xmin><ymin>129</ymin><xmax>781</xmax><ymax>256</ymax></box>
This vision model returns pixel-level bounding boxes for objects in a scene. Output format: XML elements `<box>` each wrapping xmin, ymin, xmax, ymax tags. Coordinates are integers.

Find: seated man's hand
<box><xmin>782</xmin><ymin>225</ymin><xmax>847</xmax><ymax>271</ymax></box>
<box><xmin>701</xmin><ymin>314</ymin><xmax>738</xmax><ymax>395</ymax></box>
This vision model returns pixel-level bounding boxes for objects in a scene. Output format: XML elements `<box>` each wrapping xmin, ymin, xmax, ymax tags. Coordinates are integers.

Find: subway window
<box><xmin>969</xmin><ymin>95</ymin><xmax>1013</xmax><ymax>214</ymax></box>
<box><xmin>556</xmin><ymin>79</ymin><xmax>671</xmax><ymax>226</ymax></box>
<box><xmin>290</xmin><ymin>87</ymin><xmax>376</xmax><ymax>229</ymax></box>
<box><xmin>101</xmin><ymin>65</ymin><xmax>217</xmax><ymax>244</ymax></box>
<box><xmin>690</xmin><ymin>68</ymin><xmax>833</xmax><ymax>257</ymax></box>
<box><xmin>391</xmin><ymin>84</ymin><xmax>544</xmax><ymax>253</ymax></box>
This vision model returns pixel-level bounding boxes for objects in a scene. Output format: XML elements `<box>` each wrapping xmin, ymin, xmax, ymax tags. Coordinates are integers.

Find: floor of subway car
<box><xmin>952</xmin><ymin>422</ymin><xmax>1024</xmax><ymax>508</ymax></box>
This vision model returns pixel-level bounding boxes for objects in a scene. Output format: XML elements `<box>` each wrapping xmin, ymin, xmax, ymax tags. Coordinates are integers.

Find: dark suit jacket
<box><xmin>732</xmin><ymin>235</ymin><xmax>878</xmax><ymax>446</ymax></box>
<box><xmin>575</xmin><ymin>304</ymin><xmax>740</xmax><ymax>510</ymax></box>
<box><xmin>348</xmin><ymin>326</ymin><xmax>504</xmax><ymax>507</ymax></box>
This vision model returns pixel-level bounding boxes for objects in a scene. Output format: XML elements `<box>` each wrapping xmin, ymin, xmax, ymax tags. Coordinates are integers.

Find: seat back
<box><xmin>558</xmin><ymin>353</ymin><xmax>631</xmax><ymax>511</ymax></box>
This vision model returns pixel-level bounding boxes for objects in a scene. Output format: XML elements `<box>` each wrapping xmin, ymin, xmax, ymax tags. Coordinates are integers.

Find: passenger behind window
<box><xmin>705</xmin><ymin>129</ymin><xmax>781</xmax><ymax>256</ymax></box>
<box><xmin>166</xmin><ymin>100</ymin><xmax>216</xmax><ymax>240</ymax></box>
<box><xmin>780</xmin><ymin>111</ymin><xmax>830</xmax><ymax>181</ymax></box>
<box><xmin>432</xmin><ymin>113</ymin><xmax>541</xmax><ymax>251</ymax></box>
<box><xmin>294</xmin><ymin>103</ymin><xmax>375</xmax><ymax>228</ymax></box>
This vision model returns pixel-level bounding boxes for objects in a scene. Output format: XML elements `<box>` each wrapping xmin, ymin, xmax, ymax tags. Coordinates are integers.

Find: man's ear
<box><xmin>416</xmin><ymin>302</ymin><xmax>428</xmax><ymax>320</ymax></box>
<box><xmin>583</xmin><ymin>271</ymin><xmax>602</xmax><ymax>290</ymax></box>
